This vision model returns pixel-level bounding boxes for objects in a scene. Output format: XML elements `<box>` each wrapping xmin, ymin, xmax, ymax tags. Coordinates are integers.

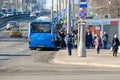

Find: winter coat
<box><xmin>102</xmin><ymin>34</ymin><xmax>108</xmax><ymax>42</ymax></box>
<box><xmin>94</xmin><ymin>37</ymin><xmax>102</xmax><ymax>50</ymax></box>
<box><xmin>65</xmin><ymin>35</ymin><xmax>72</xmax><ymax>48</ymax></box>
<box><xmin>112</xmin><ymin>38</ymin><xmax>120</xmax><ymax>51</ymax></box>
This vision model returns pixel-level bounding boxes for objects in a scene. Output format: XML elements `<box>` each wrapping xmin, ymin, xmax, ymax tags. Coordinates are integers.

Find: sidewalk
<box><xmin>53</xmin><ymin>49</ymin><xmax>120</xmax><ymax>68</ymax></box>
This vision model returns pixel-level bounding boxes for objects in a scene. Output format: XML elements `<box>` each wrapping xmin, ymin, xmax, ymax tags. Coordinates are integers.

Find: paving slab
<box><xmin>54</xmin><ymin>49</ymin><xmax>120</xmax><ymax>68</ymax></box>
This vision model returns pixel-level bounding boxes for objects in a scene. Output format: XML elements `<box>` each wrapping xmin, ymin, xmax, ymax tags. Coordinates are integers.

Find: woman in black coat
<box><xmin>112</xmin><ymin>34</ymin><xmax>120</xmax><ymax>57</ymax></box>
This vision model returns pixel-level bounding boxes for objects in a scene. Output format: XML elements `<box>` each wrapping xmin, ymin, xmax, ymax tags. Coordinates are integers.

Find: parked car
<box><xmin>0</xmin><ymin>13</ymin><xmax>3</xmax><ymax>18</ymax></box>
<box><xmin>10</xmin><ymin>28</ymin><xmax>22</xmax><ymax>38</ymax></box>
<box><xmin>30</xmin><ymin>12</ymin><xmax>36</xmax><ymax>17</ymax></box>
<box><xmin>6</xmin><ymin>21</ymin><xmax>19</xmax><ymax>30</ymax></box>
<box><xmin>7</xmin><ymin>8</ymin><xmax>17</xmax><ymax>13</ymax></box>
<box><xmin>17</xmin><ymin>12</ymin><xmax>23</xmax><ymax>15</ymax></box>
<box><xmin>6</xmin><ymin>12</ymin><xmax>14</xmax><ymax>16</ymax></box>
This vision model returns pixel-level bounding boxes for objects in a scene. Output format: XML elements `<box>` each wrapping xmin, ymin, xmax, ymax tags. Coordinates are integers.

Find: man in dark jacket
<box><xmin>65</xmin><ymin>34</ymin><xmax>73</xmax><ymax>56</ymax></box>
<box><xmin>112</xmin><ymin>34</ymin><xmax>120</xmax><ymax>57</ymax></box>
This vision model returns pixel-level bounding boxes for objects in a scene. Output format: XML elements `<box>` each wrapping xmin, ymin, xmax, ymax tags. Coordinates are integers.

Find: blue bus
<box><xmin>28</xmin><ymin>16</ymin><xmax>55</xmax><ymax>50</ymax></box>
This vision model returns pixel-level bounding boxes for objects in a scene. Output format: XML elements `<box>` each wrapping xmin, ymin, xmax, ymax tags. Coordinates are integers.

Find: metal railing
<box><xmin>0</xmin><ymin>14</ymin><xmax>30</xmax><ymax>24</ymax></box>
<box><xmin>0</xmin><ymin>14</ymin><xmax>30</xmax><ymax>31</ymax></box>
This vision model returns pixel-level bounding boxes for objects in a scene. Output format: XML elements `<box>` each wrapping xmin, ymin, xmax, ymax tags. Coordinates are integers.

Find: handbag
<box><xmin>118</xmin><ymin>46</ymin><xmax>120</xmax><ymax>53</ymax></box>
<box><xmin>110</xmin><ymin>47</ymin><xmax>113</xmax><ymax>51</ymax></box>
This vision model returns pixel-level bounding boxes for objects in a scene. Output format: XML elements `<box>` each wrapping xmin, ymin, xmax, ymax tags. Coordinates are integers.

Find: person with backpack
<box><xmin>65</xmin><ymin>34</ymin><xmax>73</xmax><ymax>56</ymax></box>
<box><xmin>102</xmin><ymin>32</ymin><xmax>109</xmax><ymax>49</ymax></box>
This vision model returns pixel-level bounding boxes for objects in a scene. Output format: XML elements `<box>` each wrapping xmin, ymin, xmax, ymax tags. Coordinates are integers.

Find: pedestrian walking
<box><xmin>91</xmin><ymin>31</ymin><xmax>97</xmax><ymax>47</ymax></box>
<box><xmin>65</xmin><ymin>34</ymin><xmax>73</xmax><ymax>56</ymax></box>
<box><xmin>94</xmin><ymin>35</ymin><xmax>102</xmax><ymax>54</ymax></box>
<box><xmin>102</xmin><ymin>32</ymin><xmax>109</xmax><ymax>49</ymax></box>
<box><xmin>54</xmin><ymin>31</ymin><xmax>61</xmax><ymax>47</ymax></box>
<box><xmin>112</xmin><ymin>34</ymin><xmax>120</xmax><ymax>57</ymax></box>
<box><xmin>85</xmin><ymin>31</ymin><xmax>92</xmax><ymax>48</ymax></box>
<box><xmin>59</xmin><ymin>31</ymin><xmax>66</xmax><ymax>48</ymax></box>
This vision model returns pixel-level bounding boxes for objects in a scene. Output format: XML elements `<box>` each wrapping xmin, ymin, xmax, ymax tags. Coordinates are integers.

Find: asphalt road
<box><xmin>0</xmin><ymin>17</ymin><xmax>120</xmax><ymax>80</ymax></box>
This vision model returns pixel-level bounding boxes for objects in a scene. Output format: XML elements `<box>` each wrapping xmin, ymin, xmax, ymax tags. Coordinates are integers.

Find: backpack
<box><xmin>67</xmin><ymin>36</ymin><xmax>72</xmax><ymax>45</ymax></box>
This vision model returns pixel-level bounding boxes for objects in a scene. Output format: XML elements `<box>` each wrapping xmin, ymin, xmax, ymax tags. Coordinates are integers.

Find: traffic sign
<box><xmin>54</xmin><ymin>17</ymin><xmax>59</xmax><ymax>22</ymax></box>
<box><xmin>78</xmin><ymin>9</ymin><xmax>87</xmax><ymax>20</ymax></box>
<box><xmin>80</xmin><ymin>0</ymin><xmax>88</xmax><ymax>8</ymax></box>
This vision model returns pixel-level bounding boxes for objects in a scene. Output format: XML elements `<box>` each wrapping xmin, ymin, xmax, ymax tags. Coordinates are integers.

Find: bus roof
<box><xmin>33</xmin><ymin>16</ymin><xmax>51</xmax><ymax>22</ymax></box>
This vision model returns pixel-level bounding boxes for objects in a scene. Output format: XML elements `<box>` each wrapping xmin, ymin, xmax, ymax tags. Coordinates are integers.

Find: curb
<box><xmin>53</xmin><ymin>50</ymin><xmax>120</xmax><ymax>68</ymax></box>
<box><xmin>54</xmin><ymin>59</ymin><xmax>120</xmax><ymax>68</ymax></box>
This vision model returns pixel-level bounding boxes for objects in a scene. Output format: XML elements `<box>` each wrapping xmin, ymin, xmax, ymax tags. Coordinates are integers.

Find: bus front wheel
<box><xmin>30</xmin><ymin>48</ymin><xmax>36</xmax><ymax>50</ymax></box>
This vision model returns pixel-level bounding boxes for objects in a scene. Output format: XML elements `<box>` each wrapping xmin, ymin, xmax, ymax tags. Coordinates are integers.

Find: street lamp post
<box><xmin>67</xmin><ymin>0</ymin><xmax>70</xmax><ymax>34</ymax></box>
<box><xmin>117</xmin><ymin>0</ymin><xmax>120</xmax><ymax>18</ymax></box>
<box><xmin>51</xmin><ymin>0</ymin><xmax>54</xmax><ymax>22</ymax></box>
<box><xmin>107</xmin><ymin>1</ymin><xmax>111</xmax><ymax>15</ymax></box>
<box><xmin>59</xmin><ymin>0</ymin><xmax>61</xmax><ymax>19</ymax></box>
<box><xmin>57</xmin><ymin>0</ymin><xmax>58</xmax><ymax>18</ymax></box>
<box><xmin>71</xmin><ymin>0</ymin><xmax>75</xmax><ymax>31</ymax></box>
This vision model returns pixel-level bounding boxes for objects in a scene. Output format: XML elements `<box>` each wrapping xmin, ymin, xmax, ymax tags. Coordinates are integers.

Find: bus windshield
<box><xmin>31</xmin><ymin>22</ymin><xmax>51</xmax><ymax>33</ymax></box>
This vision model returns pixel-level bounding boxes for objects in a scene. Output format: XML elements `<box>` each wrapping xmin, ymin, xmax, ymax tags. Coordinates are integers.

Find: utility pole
<box><xmin>107</xmin><ymin>1</ymin><xmax>111</xmax><ymax>16</ymax></box>
<box><xmin>51</xmin><ymin>0</ymin><xmax>54</xmax><ymax>22</ymax></box>
<box><xmin>66</xmin><ymin>0</ymin><xmax>67</xmax><ymax>9</ymax></box>
<box><xmin>59</xmin><ymin>0</ymin><xmax>61</xmax><ymax>19</ymax></box>
<box><xmin>71</xmin><ymin>0</ymin><xmax>75</xmax><ymax>31</ymax></box>
<box><xmin>57</xmin><ymin>0</ymin><xmax>58</xmax><ymax>18</ymax></box>
<box><xmin>62</xmin><ymin>0</ymin><xmax>65</xmax><ymax>18</ymax></box>
<box><xmin>65</xmin><ymin>0</ymin><xmax>67</xmax><ymax>21</ymax></box>
<box><xmin>30</xmin><ymin>0</ymin><xmax>32</xmax><ymax>12</ymax></box>
<box><xmin>67</xmin><ymin>0</ymin><xmax>70</xmax><ymax>34</ymax></box>
<box><xmin>117</xmin><ymin>0</ymin><xmax>120</xmax><ymax>18</ymax></box>
<box><xmin>119</xmin><ymin>17</ymin><xmax>120</xmax><ymax>39</ymax></box>
<box><xmin>15</xmin><ymin>0</ymin><xmax>18</xmax><ymax>10</ymax></box>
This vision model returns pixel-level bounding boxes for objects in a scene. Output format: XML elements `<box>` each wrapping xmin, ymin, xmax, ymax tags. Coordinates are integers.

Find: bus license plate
<box><xmin>39</xmin><ymin>46</ymin><xmax>44</xmax><ymax>48</ymax></box>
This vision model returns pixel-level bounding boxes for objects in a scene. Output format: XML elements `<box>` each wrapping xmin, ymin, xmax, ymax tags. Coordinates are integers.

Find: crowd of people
<box><xmin>54</xmin><ymin>19</ymin><xmax>120</xmax><ymax>57</ymax></box>
<box><xmin>54</xmin><ymin>24</ymin><xmax>78</xmax><ymax>49</ymax></box>
<box><xmin>85</xmin><ymin>30</ymin><xmax>120</xmax><ymax>57</ymax></box>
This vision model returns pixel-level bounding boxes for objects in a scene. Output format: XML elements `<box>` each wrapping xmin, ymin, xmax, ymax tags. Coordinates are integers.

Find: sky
<box><xmin>46</xmin><ymin>0</ymin><xmax>80</xmax><ymax>10</ymax></box>
<box><xmin>46</xmin><ymin>0</ymin><xmax>56</xmax><ymax>9</ymax></box>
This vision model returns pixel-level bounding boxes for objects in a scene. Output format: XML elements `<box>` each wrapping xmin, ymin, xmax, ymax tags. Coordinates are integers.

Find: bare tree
<box><xmin>89</xmin><ymin>0</ymin><xmax>120</xmax><ymax>18</ymax></box>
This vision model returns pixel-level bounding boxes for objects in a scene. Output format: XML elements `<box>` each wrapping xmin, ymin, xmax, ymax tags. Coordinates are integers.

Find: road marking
<box><xmin>14</xmin><ymin>47</ymin><xmax>24</xmax><ymax>51</ymax></box>
<box><xmin>0</xmin><ymin>53</ymin><xmax>31</xmax><ymax>56</ymax></box>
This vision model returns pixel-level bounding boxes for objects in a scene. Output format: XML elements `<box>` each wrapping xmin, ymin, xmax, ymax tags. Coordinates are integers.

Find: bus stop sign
<box><xmin>80</xmin><ymin>0</ymin><xmax>88</xmax><ymax>8</ymax></box>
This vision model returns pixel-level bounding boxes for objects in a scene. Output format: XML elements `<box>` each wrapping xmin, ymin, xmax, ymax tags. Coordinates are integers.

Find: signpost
<box><xmin>78</xmin><ymin>0</ymin><xmax>88</xmax><ymax>57</ymax></box>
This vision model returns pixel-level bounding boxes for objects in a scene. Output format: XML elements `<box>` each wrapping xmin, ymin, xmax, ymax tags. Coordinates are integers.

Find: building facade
<box><xmin>38</xmin><ymin>0</ymin><xmax>47</xmax><ymax>10</ymax></box>
<box><xmin>0</xmin><ymin>0</ymin><xmax>23</xmax><ymax>11</ymax></box>
<box><xmin>2</xmin><ymin>0</ymin><xmax>18</xmax><ymax>8</ymax></box>
<box><xmin>0</xmin><ymin>0</ymin><xmax>2</xmax><ymax>7</ymax></box>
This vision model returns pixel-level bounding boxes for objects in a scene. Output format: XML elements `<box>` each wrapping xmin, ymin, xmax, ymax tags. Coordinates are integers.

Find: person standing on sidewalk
<box><xmin>94</xmin><ymin>35</ymin><xmax>102</xmax><ymax>54</ymax></box>
<box><xmin>112</xmin><ymin>34</ymin><xmax>120</xmax><ymax>57</ymax></box>
<box><xmin>102</xmin><ymin>32</ymin><xmax>109</xmax><ymax>49</ymax></box>
<box><xmin>65</xmin><ymin>34</ymin><xmax>73</xmax><ymax>56</ymax></box>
